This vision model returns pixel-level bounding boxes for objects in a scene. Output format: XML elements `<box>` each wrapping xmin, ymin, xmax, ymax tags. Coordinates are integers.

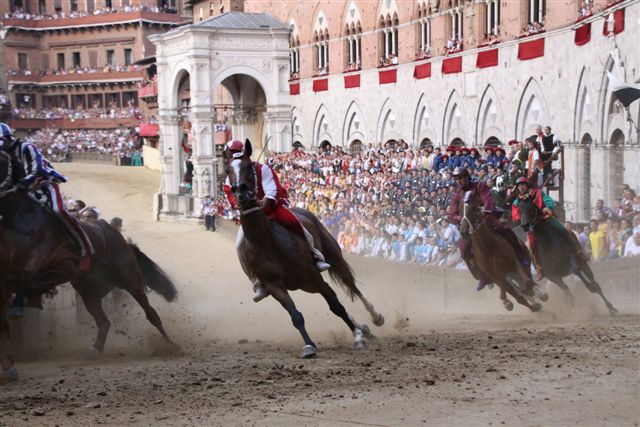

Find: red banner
<box><xmin>476</xmin><ymin>49</ymin><xmax>499</xmax><ymax>69</ymax></box>
<box><xmin>378</xmin><ymin>68</ymin><xmax>397</xmax><ymax>85</ymax></box>
<box><xmin>289</xmin><ymin>83</ymin><xmax>300</xmax><ymax>95</ymax></box>
<box><xmin>442</xmin><ymin>56</ymin><xmax>462</xmax><ymax>74</ymax></box>
<box><xmin>413</xmin><ymin>62</ymin><xmax>431</xmax><ymax>79</ymax></box>
<box><xmin>517</xmin><ymin>38</ymin><xmax>545</xmax><ymax>61</ymax></box>
<box><xmin>574</xmin><ymin>22</ymin><xmax>591</xmax><ymax>46</ymax></box>
<box><xmin>603</xmin><ymin>8</ymin><xmax>625</xmax><ymax>35</ymax></box>
<box><xmin>344</xmin><ymin>73</ymin><xmax>360</xmax><ymax>89</ymax></box>
<box><xmin>313</xmin><ymin>78</ymin><xmax>328</xmax><ymax>92</ymax></box>
<box><xmin>139</xmin><ymin>123</ymin><xmax>159</xmax><ymax>137</ymax></box>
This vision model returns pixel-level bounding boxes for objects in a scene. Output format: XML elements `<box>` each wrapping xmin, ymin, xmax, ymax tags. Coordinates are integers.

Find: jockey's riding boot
<box><xmin>302</xmin><ymin>227</ymin><xmax>332</xmax><ymax>272</ymax></box>
<box><xmin>530</xmin><ymin>254</ymin><xmax>544</xmax><ymax>280</ymax></box>
<box><xmin>253</xmin><ymin>281</ymin><xmax>269</xmax><ymax>303</ymax></box>
<box><xmin>315</xmin><ymin>260</ymin><xmax>331</xmax><ymax>272</ymax></box>
<box><xmin>476</xmin><ymin>275</ymin><xmax>492</xmax><ymax>291</ymax></box>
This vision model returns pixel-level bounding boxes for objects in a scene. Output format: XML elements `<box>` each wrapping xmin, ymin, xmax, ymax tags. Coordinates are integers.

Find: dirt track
<box><xmin>1</xmin><ymin>164</ymin><xmax>639</xmax><ymax>426</ymax></box>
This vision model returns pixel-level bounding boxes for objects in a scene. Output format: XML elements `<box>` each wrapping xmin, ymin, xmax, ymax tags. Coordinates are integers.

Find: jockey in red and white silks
<box><xmin>0</xmin><ymin>123</ymin><xmax>94</xmax><ymax>268</ymax></box>
<box><xmin>224</xmin><ymin>140</ymin><xmax>330</xmax><ymax>302</ymax></box>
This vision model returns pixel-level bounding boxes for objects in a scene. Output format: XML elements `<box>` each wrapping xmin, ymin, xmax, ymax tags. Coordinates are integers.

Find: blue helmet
<box><xmin>0</xmin><ymin>123</ymin><xmax>16</xmax><ymax>150</ymax></box>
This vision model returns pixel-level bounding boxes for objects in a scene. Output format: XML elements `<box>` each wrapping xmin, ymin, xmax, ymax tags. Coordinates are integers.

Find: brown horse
<box><xmin>458</xmin><ymin>191</ymin><xmax>546</xmax><ymax>312</ymax></box>
<box><xmin>226</xmin><ymin>141</ymin><xmax>384</xmax><ymax>358</ymax></box>
<box><xmin>0</xmin><ymin>151</ymin><xmax>177</xmax><ymax>360</ymax></box>
<box><xmin>516</xmin><ymin>197</ymin><xmax>618</xmax><ymax>315</ymax></box>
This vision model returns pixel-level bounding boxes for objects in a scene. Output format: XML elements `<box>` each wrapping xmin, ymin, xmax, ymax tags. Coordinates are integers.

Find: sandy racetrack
<box><xmin>0</xmin><ymin>163</ymin><xmax>638</xmax><ymax>426</ymax></box>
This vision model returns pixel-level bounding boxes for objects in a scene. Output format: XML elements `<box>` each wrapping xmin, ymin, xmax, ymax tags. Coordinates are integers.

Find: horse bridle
<box><xmin>230</xmin><ymin>159</ymin><xmax>261</xmax><ymax>216</ymax></box>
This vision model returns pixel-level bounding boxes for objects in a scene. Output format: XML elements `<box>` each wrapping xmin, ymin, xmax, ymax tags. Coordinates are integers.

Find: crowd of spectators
<box><xmin>12</xmin><ymin>105</ymin><xmax>140</xmax><ymax>121</ymax></box>
<box><xmin>7</xmin><ymin>64</ymin><xmax>142</xmax><ymax>77</ymax></box>
<box><xmin>244</xmin><ymin>140</ymin><xmax>640</xmax><ymax>266</ymax></box>
<box><xmin>379</xmin><ymin>53</ymin><xmax>399</xmax><ymax>67</ymax></box>
<box><xmin>3</xmin><ymin>5</ymin><xmax>177</xmax><ymax>21</ymax></box>
<box><xmin>25</xmin><ymin>127</ymin><xmax>143</xmax><ymax>165</ymax></box>
<box><xmin>577</xmin><ymin>2</ymin><xmax>594</xmax><ymax>20</ymax></box>
<box><xmin>445</xmin><ymin>37</ymin><xmax>463</xmax><ymax>55</ymax></box>
<box><xmin>519</xmin><ymin>21</ymin><xmax>545</xmax><ymax>37</ymax></box>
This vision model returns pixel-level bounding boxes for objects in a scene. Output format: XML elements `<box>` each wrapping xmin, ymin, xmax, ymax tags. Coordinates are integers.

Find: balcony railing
<box><xmin>1</xmin><ymin>10</ymin><xmax>182</xmax><ymax>30</ymax></box>
<box><xmin>8</xmin><ymin>70</ymin><xmax>144</xmax><ymax>85</ymax></box>
<box><xmin>138</xmin><ymin>84</ymin><xmax>158</xmax><ymax>98</ymax></box>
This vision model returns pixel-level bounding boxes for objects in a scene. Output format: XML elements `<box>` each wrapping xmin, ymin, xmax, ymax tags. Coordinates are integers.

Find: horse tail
<box><xmin>130</xmin><ymin>244</ymin><xmax>177</xmax><ymax>302</ymax></box>
<box><xmin>328</xmin><ymin>258</ymin><xmax>361</xmax><ymax>301</ymax></box>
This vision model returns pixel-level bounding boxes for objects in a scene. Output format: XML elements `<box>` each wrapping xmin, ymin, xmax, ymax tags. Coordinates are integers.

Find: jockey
<box><xmin>510</xmin><ymin>176</ymin><xmax>588</xmax><ymax>280</ymax></box>
<box><xmin>0</xmin><ymin>123</ymin><xmax>93</xmax><ymax>270</ymax></box>
<box><xmin>448</xmin><ymin>166</ymin><xmax>529</xmax><ymax>291</ymax></box>
<box><xmin>223</xmin><ymin>140</ymin><xmax>331</xmax><ymax>302</ymax></box>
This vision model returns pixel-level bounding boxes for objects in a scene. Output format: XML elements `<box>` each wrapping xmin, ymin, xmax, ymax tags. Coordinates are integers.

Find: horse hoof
<box><xmin>530</xmin><ymin>303</ymin><xmax>542</xmax><ymax>312</ymax></box>
<box><xmin>373</xmin><ymin>314</ymin><xmax>385</xmax><ymax>327</ymax></box>
<box><xmin>534</xmin><ymin>286</ymin><xmax>549</xmax><ymax>302</ymax></box>
<box><xmin>87</xmin><ymin>347</ymin><xmax>103</xmax><ymax>359</ymax></box>
<box><xmin>360</xmin><ymin>324</ymin><xmax>375</xmax><ymax>339</ymax></box>
<box><xmin>503</xmin><ymin>300</ymin><xmax>514</xmax><ymax>311</ymax></box>
<box><xmin>300</xmin><ymin>345</ymin><xmax>317</xmax><ymax>359</ymax></box>
<box><xmin>608</xmin><ymin>307</ymin><xmax>618</xmax><ymax>317</ymax></box>
<box><xmin>353</xmin><ymin>340</ymin><xmax>366</xmax><ymax>350</ymax></box>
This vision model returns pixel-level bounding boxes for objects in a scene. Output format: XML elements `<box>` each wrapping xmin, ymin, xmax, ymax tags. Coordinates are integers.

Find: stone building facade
<box><xmin>158</xmin><ymin>0</ymin><xmax>639</xmax><ymax>221</ymax></box>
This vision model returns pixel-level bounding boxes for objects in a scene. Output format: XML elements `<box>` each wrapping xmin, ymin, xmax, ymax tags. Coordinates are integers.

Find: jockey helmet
<box><xmin>0</xmin><ymin>123</ymin><xmax>16</xmax><ymax>149</ymax></box>
<box><xmin>452</xmin><ymin>166</ymin><xmax>470</xmax><ymax>178</ymax></box>
<box><xmin>516</xmin><ymin>176</ymin><xmax>529</xmax><ymax>186</ymax></box>
<box><xmin>226</xmin><ymin>140</ymin><xmax>244</xmax><ymax>159</ymax></box>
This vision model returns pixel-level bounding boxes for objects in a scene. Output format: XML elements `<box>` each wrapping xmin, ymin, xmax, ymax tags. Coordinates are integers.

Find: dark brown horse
<box><xmin>516</xmin><ymin>197</ymin><xmax>618</xmax><ymax>315</ymax></box>
<box><xmin>0</xmin><ymin>151</ymin><xmax>177</xmax><ymax>360</ymax></box>
<box><xmin>226</xmin><ymin>141</ymin><xmax>384</xmax><ymax>358</ymax></box>
<box><xmin>458</xmin><ymin>192</ymin><xmax>547</xmax><ymax>312</ymax></box>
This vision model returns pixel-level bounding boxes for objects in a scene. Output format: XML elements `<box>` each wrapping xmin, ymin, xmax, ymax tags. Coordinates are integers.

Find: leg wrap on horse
<box><xmin>45</xmin><ymin>182</ymin><xmax>94</xmax><ymax>256</ymax></box>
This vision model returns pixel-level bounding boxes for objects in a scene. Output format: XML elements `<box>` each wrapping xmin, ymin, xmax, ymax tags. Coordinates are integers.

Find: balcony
<box><xmin>8</xmin><ymin>70</ymin><xmax>144</xmax><ymax>86</ymax></box>
<box><xmin>1</xmin><ymin>10</ymin><xmax>183</xmax><ymax>31</ymax></box>
<box><xmin>9</xmin><ymin>117</ymin><xmax>139</xmax><ymax>130</ymax></box>
<box><xmin>138</xmin><ymin>84</ymin><xmax>158</xmax><ymax>99</ymax></box>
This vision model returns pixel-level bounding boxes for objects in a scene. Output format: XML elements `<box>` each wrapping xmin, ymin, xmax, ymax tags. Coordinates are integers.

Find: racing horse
<box><xmin>516</xmin><ymin>197</ymin><xmax>618</xmax><ymax>315</ymax></box>
<box><xmin>458</xmin><ymin>191</ymin><xmax>547</xmax><ymax>312</ymax></box>
<box><xmin>226</xmin><ymin>140</ymin><xmax>384</xmax><ymax>358</ymax></box>
<box><xmin>0</xmin><ymin>151</ymin><xmax>177</xmax><ymax>359</ymax></box>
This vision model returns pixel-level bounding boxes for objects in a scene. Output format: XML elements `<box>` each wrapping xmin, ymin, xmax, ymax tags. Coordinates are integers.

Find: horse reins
<box><xmin>241</xmin><ymin>205</ymin><xmax>262</xmax><ymax>216</ymax></box>
<box><xmin>462</xmin><ymin>201</ymin><xmax>474</xmax><ymax>234</ymax></box>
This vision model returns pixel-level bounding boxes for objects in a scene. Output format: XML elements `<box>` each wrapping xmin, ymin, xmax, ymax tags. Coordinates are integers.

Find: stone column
<box><xmin>264</xmin><ymin>105</ymin><xmax>293</xmax><ymax>153</ymax></box>
<box><xmin>158</xmin><ymin>111</ymin><xmax>182</xmax><ymax>214</ymax></box>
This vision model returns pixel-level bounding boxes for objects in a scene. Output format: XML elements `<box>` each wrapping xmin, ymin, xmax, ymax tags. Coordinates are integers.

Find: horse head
<box><xmin>516</xmin><ymin>196</ymin><xmax>541</xmax><ymax>232</ymax></box>
<box><xmin>225</xmin><ymin>139</ymin><xmax>258</xmax><ymax>211</ymax></box>
<box><xmin>458</xmin><ymin>189</ymin><xmax>482</xmax><ymax>235</ymax></box>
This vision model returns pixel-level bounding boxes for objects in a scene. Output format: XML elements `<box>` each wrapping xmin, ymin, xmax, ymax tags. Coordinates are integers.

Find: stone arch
<box><xmin>377</xmin><ymin>0</ymin><xmax>399</xmax><ymax>21</ymax></box>
<box><xmin>211</xmin><ymin>65</ymin><xmax>277</xmax><ymax>106</ymax></box>
<box><xmin>442</xmin><ymin>90</ymin><xmax>469</xmax><ymax>146</ymax></box>
<box><xmin>598</xmin><ymin>55</ymin><xmax>628</xmax><ymax>145</ymax></box>
<box><xmin>515</xmin><ymin>77</ymin><xmax>550</xmax><ymax>141</ymax></box>
<box><xmin>419</xmin><ymin>138</ymin><xmax>433</xmax><ymax>149</ymax></box>
<box><xmin>291</xmin><ymin>107</ymin><xmax>304</xmax><ymax>147</ymax></box>
<box><xmin>413</xmin><ymin>94</ymin><xmax>436</xmax><ymax>148</ymax></box>
<box><xmin>169</xmin><ymin>65</ymin><xmax>191</xmax><ymax>110</ymax></box>
<box><xmin>350</xmin><ymin>139</ymin><xmax>364</xmax><ymax>155</ymax></box>
<box><xmin>312</xmin><ymin>9</ymin><xmax>330</xmax><ymax>39</ymax></box>
<box><xmin>313</xmin><ymin>104</ymin><xmax>334</xmax><ymax>148</ymax></box>
<box><xmin>377</xmin><ymin>98</ymin><xmax>402</xmax><ymax>143</ymax></box>
<box><xmin>476</xmin><ymin>85</ymin><xmax>505</xmax><ymax>146</ymax></box>
<box><xmin>574</xmin><ymin>132</ymin><xmax>593</xmax><ymax>222</ymax></box>
<box><xmin>605</xmin><ymin>129</ymin><xmax>625</xmax><ymax>204</ymax></box>
<box><xmin>342</xmin><ymin>101</ymin><xmax>366</xmax><ymax>147</ymax></box>
<box><xmin>288</xmin><ymin>18</ymin><xmax>300</xmax><ymax>42</ymax></box>
<box><xmin>343</xmin><ymin>0</ymin><xmax>362</xmax><ymax>31</ymax></box>
<box><xmin>573</xmin><ymin>67</ymin><xmax>594</xmax><ymax>143</ymax></box>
